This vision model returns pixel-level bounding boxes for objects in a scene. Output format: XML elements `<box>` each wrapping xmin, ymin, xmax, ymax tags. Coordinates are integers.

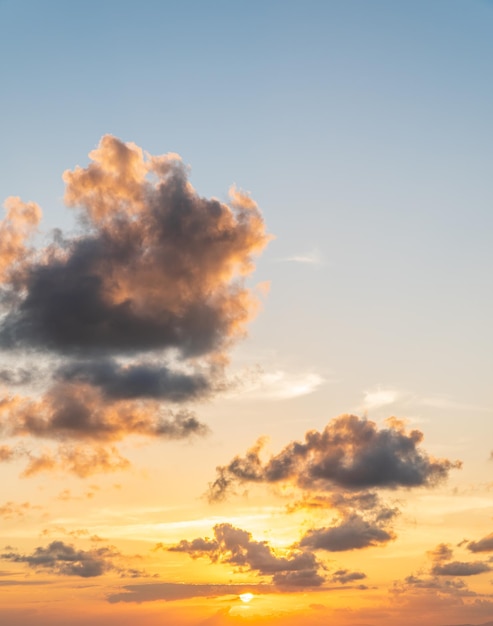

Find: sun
<box><xmin>239</xmin><ymin>592</ymin><xmax>254</xmax><ymax>603</ymax></box>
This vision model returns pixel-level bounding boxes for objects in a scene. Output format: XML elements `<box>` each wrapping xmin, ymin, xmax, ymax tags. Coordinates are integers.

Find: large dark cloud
<box><xmin>169</xmin><ymin>523</ymin><xmax>324</xmax><ymax>588</ymax></box>
<box><xmin>0</xmin><ymin>136</ymin><xmax>270</xmax><ymax>474</ymax></box>
<box><xmin>209</xmin><ymin>414</ymin><xmax>461</xmax><ymax>501</ymax></box>
<box><xmin>0</xmin><ymin>135</ymin><xmax>270</xmax><ymax>358</ymax></box>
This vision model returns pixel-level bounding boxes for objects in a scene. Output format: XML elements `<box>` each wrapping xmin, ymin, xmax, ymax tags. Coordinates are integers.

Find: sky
<box><xmin>0</xmin><ymin>1</ymin><xmax>492</xmax><ymax>625</ymax></box>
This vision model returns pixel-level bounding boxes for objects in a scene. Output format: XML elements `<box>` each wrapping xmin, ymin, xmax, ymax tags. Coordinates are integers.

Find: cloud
<box><xmin>394</xmin><ymin>574</ymin><xmax>474</xmax><ymax>595</ymax></box>
<box><xmin>431</xmin><ymin>561</ymin><xmax>491</xmax><ymax>577</ymax></box>
<box><xmin>3</xmin><ymin>383</ymin><xmax>207</xmax><ymax>442</ymax></box>
<box><xmin>287</xmin><ymin>491</ymin><xmax>398</xmax><ymax>519</ymax></box>
<box><xmin>422</xmin><ymin>542</ymin><xmax>492</xmax><ymax>578</ymax></box>
<box><xmin>0</xmin><ymin>196</ymin><xmax>42</xmax><ymax>283</ymax></box>
<box><xmin>362</xmin><ymin>388</ymin><xmax>400</xmax><ymax>410</ymax></box>
<box><xmin>169</xmin><ymin>523</ymin><xmax>324</xmax><ymax>587</ymax></box>
<box><xmin>55</xmin><ymin>359</ymin><xmax>211</xmax><ymax>402</ymax></box>
<box><xmin>0</xmin><ymin>136</ymin><xmax>270</xmax><ymax>474</ymax></box>
<box><xmin>207</xmin><ymin>416</ymin><xmax>458</xmax><ymax>554</ymax></box>
<box><xmin>300</xmin><ymin>514</ymin><xmax>395</xmax><ymax>552</ymax></box>
<box><xmin>1</xmin><ymin>541</ymin><xmax>117</xmax><ymax>577</ymax></box>
<box><xmin>467</xmin><ymin>533</ymin><xmax>493</xmax><ymax>553</ymax></box>
<box><xmin>0</xmin><ymin>367</ymin><xmax>34</xmax><ymax>387</ymax></box>
<box><xmin>0</xmin><ymin>135</ymin><xmax>270</xmax><ymax>358</ymax></box>
<box><xmin>1</xmin><ymin>540</ymin><xmax>149</xmax><ymax>579</ymax></box>
<box><xmin>21</xmin><ymin>444</ymin><xmax>131</xmax><ymax>478</ymax></box>
<box><xmin>330</xmin><ymin>568</ymin><xmax>367</xmax><ymax>584</ymax></box>
<box><xmin>0</xmin><ymin>445</ymin><xmax>17</xmax><ymax>462</ymax></box>
<box><xmin>0</xmin><ymin>501</ymin><xmax>34</xmax><ymax>520</ymax></box>
<box><xmin>225</xmin><ymin>367</ymin><xmax>324</xmax><ymax>400</ymax></box>
<box><xmin>427</xmin><ymin>543</ymin><xmax>454</xmax><ymax>563</ymax></box>
<box><xmin>278</xmin><ymin>249</ymin><xmax>323</xmax><ymax>265</ymax></box>
<box><xmin>209</xmin><ymin>414</ymin><xmax>461</xmax><ymax>501</ymax></box>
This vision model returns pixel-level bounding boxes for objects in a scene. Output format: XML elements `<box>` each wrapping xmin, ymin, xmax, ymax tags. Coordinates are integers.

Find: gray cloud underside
<box><xmin>0</xmin><ymin>368</ymin><xmax>34</xmax><ymax>386</ymax></box>
<box><xmin>1</xmin><ymin>540</ymin><xmax>147</xmax><ymax>578</ymax></box>
<box><xmin>209</xmin><ymin>414</ymin><xmax>460</xmax><ymax>501</ymax></box>
<box><xmin>11</xmin><ymin>386</ymin><xmax>207</xmax><ymax>441</ymax></box>
<box><xmin>431</xmin><ymin>561</ymin><xmax>491</xmax><ymax>577</ymax></box>
<box><xmin>467</xmin><ymin>533</ymin><xmax>493</xmax><ymax>553</ymax></box>
<box><xmin>300</xmin><ymin>515</ymin><xmax>394</xmax><ymax>552</ymax></box>
<box><xmin>1</xmin><ymin>541</ymin><xmax>116</xmax><ymax>577</ymax></box>
<box><xmin>169</xmin><ymin>523</ymin><xmax>324</xmax><ymax>587</ymax></box>
<box><xmin>330</xmin><ymin>568</ymin><xmax>367</xmax><ymax>584</ymax></box>
<box><xmin>55</xmin><ymin>359</ymin><xmax>211</xmax><ymax>402</ymax></box>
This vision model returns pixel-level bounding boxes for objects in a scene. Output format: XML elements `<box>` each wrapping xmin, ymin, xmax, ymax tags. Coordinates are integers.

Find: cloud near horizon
<box><xmin>168</xmin><ymin>522</ymin><xmax>325</xmax><ymax>588</ymax></box>
<box><xmin>0</xmin><ymin>135</ymin><xmax>271</xmax><ymax>475</ymax></box>
<box><xmin>0</xmin><ymin>540</ymin><xmax>146</xmax><ymax>578</ymax></box>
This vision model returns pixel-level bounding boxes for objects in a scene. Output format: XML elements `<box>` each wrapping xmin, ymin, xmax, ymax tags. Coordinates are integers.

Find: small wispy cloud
<box><xmin>420</xmin><ymin>396</ymin><xmax>489</xmax><ymax>413</ymax></box>
<box><xmin>225</xmin><ymin>368</ymin><xmax>324</xmax><ymax>400</ymax></box>
<box><xmin>362</xmin><ymin>387</ymin><xmax>400</xmax><ymax>410</ymax></box>
<box><xmin>277</xmin><ymin>248</ymin><xmax>324</xmax><ymax>266</ymax></box>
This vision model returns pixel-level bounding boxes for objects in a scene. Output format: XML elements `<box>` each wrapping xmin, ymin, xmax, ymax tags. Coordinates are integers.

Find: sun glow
<box><xmin>239</xmin><ymin>593</ymin><xmax>254</xmax><ymax>603</ymax></box>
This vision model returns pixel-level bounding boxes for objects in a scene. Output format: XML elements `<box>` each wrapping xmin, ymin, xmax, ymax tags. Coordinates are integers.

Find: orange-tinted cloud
<box><xmin>21</xmin><ymin>444</ymin><xmax>130</xmax><ymax>478</ymax></box>
<box><xmin>5</xmin><ymin>382</ymin><xmax>207</xmax><ymax>442</ymax></box>
<box><xmin>0</xmin><ymin>196</ymin><xmax>41</xmax><ymax>283</ymax></box>
<box><xmin>0</xmin><ymin>135</ymin><xmax>270</xmax><ymax>359</ymax></box>
<box><xmin>0</xmin><ymin>136</ymin><xmax>270</xmax><ymax>475</ymax></box>
<box><xmin>0</xmin><ymin>501</ymin><xmax>34</xmax><ymax>520</ymax></box>
<box><xmin>0</xmin><ymin>444</ymin><xmax>16</xmax><ymax>462</ymax></box>
<box><xmin>467</xmin><ymin>532</ymin><xmax>493</xmax><ymax>553</ymax></box>
<box><xmin>169</xmin><ymin>523</ymin><xmax>324</xmax><ymax>588</ymax></box>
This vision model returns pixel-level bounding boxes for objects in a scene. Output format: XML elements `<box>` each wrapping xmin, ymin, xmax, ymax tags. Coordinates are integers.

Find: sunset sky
<box><xmin>1</xmin><ymin>1</ymin><xmax>493</xmax><ymax>625</ymax></box>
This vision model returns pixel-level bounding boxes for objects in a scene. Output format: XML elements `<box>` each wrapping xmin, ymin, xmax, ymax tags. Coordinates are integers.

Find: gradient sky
<box><xmin>1</xmin><ymin>1</ymin><xmax>493</xmax><ymax>625</ymax></box>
